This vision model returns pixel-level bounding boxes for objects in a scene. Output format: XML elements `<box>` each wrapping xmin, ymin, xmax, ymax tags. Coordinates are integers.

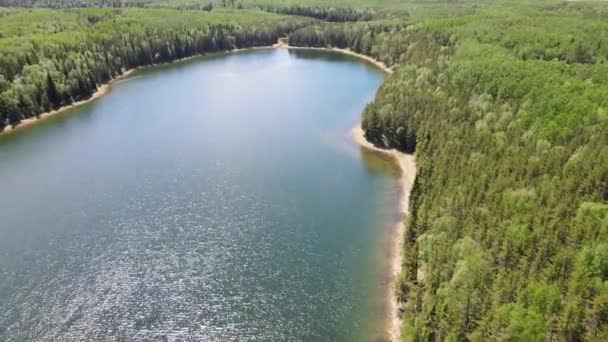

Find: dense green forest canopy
<box><xmin>0</xmin><ymin>8</ymin><xmax>310</xmax><ymax>125</ymax></box>
<box><xmin>1</xmin><ymin>0</ymin><xmax>607</xmax><ymax>341</ymax></box>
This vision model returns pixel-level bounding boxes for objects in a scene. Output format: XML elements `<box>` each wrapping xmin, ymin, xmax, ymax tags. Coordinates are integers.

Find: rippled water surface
<box><xmin>0</xmin><ymin>49</ymin><xmax>397</xmax><ymax>341</ymax></box>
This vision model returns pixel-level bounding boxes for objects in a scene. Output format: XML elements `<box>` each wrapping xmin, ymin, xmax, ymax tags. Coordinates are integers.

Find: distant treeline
<box><xmin>0</xmin><ymin>0</ymin><xmax>235</xmax><ymax>10</ymax></box>
<box><xmin>288</xmin><ymin>23</ymin><xmax>448</xmax><ymax>68</ymax></box>
<box><xmin>0</xmin><ymin>0</ymin><xmax>227</xmax><ymax>10</ymax></box>
<box><xmin>263</xmin><ymin>5</ymin><xmax>374</xmax><ymax>22</ymax></box>
<box><xmin>0</xmin><ymin>0</ymin><xmax>154</xmax><ymax>7</ymax></box>
<box><xmin>0</xmin><ymin>0</ymin><xmax>375</xmax><ymax>21</ymax></box>
<box><xmin>0</xmin><ymin>9</ymin><xmax>308</xmax><ymax>129</ymax></box>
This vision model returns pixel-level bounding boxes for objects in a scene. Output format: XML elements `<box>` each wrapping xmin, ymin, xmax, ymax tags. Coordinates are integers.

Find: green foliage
<box><xmin>0</xmin><ymin>8</ymin><xmax>310</xmax><ymax>129</ymax></box>
<box><xmin>495</xmin><ymin>303</ymin><xmax>546</xmax><ymax>341</ymax></box>
<box><xmin>312</xmin><ymin>1</ymin><xmax>608</xmax><ymax>340</ymax></box>
<box><xmin>263</xmin><ymin>5</ymin><xmax>375</xmax><ymax>22</ymax></box>
<box><xmin>284</xmin><ymin>7</ymin><xmax>608</xmax><ymax>339</ymax></box>
<box><xmin>1</xmin><ymin>0</ymin><xmax>607</xmax><ymax>340</ymax></box>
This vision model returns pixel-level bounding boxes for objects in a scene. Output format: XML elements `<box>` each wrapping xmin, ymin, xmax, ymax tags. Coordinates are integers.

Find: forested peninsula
<box><xmin>1</xmin><ymin>1</ymin><xmax>607</xmax><ymax>341</ymax></box>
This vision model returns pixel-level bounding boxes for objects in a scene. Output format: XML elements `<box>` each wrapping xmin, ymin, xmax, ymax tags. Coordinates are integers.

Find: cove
<box><xmin>0</xmin><ymin>48</ymin><xmax>399</xmax><ymax>341</ymax></box>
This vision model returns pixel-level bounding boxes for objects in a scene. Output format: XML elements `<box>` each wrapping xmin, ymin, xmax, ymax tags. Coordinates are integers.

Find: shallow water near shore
<box><xmin>0</xmin><ymin>48</ymin><xmax>398</xmax><ymax>341</ymax></box>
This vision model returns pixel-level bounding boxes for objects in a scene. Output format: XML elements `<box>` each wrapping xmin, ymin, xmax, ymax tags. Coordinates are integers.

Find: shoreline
<box><xmin>351</xmin><ymin>124</ymin><xmax>416</xmax><ymax>342</ymax></box>
<box><xmin>0</xmin><ymin>40</ymin><xmax>406</xmax><ymax>340</ymax></box>
<box><xmin>275</xmin><ymin>41</ymin><xmax>393</xmax><ymax>74</ymax></box>
<box><xmin>0</xmin><ymin>41</ymin><xmax>389</xmax><ymax>138</ymax></box>
<box><xmin>0</xmin><ymin>43</ymin><xmax>279</xmax><ymax>138</ymax></box>
<box><xmin>0</xmin><ymin>69</ymin><xmax>136</xmax><ymax>137</ymax></box>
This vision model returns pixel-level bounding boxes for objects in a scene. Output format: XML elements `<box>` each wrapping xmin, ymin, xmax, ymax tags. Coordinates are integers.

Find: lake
<box><xmin>0</xmin><ymin>48</ymin><xmax>399</xmax><ymax>341</ymax></box>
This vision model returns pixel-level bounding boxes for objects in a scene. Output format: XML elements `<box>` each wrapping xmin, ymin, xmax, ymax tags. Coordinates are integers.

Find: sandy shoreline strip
<box><xmin>1</xmin><ymin>39</ymin><xmax>408</xmax><ymax>340</ymax></box>
<box><xmin>0</xmin><ymin>44</ymin><xmax>282</xmax><ymax>138</ymax></box>
<box><xmin>0</xmin><ymin>69</ymin><xmax>136</xmax><ymax>136</ymax></box>
<box><xmin>279</xmin><ymin>41</ymin><xmax>403</xmax><ymax>339</ymax></box>
<box><xmin>352</xmin><ymin>124</ymin><xmax>416</xmax><ymax>342</ymax></box>
<box><xmin>281</xmin><ymin>42</ymin><xmax>405</xmax><ymax>340</ymax></box>
<box><xmin>1</xmin><ymin>41</ymin><xmax>389</xmax><ymax>138</ymax></box>
<box><xmin>276</xmin><ymin>41</ymin><xmax>392</xmax><ymax>74</ymax></box>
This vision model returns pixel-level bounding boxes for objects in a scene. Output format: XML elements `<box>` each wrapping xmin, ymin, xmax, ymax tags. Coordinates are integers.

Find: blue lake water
<box><xmin>0</xmin><ymin>48</ymin><xmax>399</xmax><ymax>341</ymax></box>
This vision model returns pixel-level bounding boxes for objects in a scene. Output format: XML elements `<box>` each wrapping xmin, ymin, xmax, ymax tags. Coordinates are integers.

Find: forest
<box><xmin>0</xmin><ymin>8</ymin><xmax>310</xmax><ymax>127</ymax></box>
<box><xmin>1</xmin><ymin>0</ymin><xmax>607</xmax><ymax>341</ymax></box>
